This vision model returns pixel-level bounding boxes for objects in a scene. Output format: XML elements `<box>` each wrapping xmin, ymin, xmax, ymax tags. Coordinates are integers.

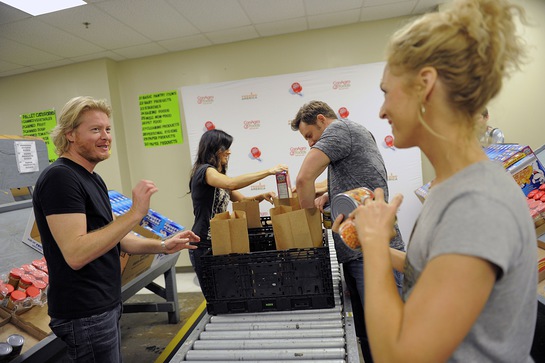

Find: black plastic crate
<box><xmin>248</xmin><ymin>216</ymin><xmax>273</xmax><ymax>233</ymax></box>
<box><xmin>248</xmin><ymin>216</ymin><xmax>275</xmax><ymax>252</ymax></box>
<box><xmin>201</xmin><ymin>232</ymin><xmax>335</xmax><ymax>315</ymax></box>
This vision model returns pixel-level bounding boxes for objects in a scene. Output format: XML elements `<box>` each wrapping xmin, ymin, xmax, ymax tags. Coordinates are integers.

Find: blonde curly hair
<box><xmin>386</xmin><ymin>0</ymin><xmax>527</xmax><ymax>121</ymax></box>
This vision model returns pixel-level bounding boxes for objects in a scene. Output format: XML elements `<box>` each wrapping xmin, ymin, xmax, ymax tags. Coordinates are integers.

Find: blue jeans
<box><xmin>49</xmin><ymin>303</ymin><xmax>123</xmax><ymax>362</ymax></box>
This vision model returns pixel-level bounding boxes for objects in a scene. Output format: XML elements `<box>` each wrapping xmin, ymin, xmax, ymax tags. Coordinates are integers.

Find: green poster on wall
<box><xmin>20</xmin><ymin>109</ymin><xmax>58</xmax><ymax>163</ymax></box>
<box><xmin>139</xmin><ymin>90</ymin><xmax>183</xmax><ymax>148</ymax></box>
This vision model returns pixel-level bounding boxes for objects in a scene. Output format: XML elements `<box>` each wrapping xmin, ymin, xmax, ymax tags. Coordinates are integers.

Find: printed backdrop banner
<box><xmin>181</xmin><ymin>62</ymin><xmax>422</xmax><ymax>240</ymax></box>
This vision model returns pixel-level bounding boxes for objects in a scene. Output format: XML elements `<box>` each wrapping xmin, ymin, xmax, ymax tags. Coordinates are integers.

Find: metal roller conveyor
<box><xmin>167</xmin><ymin>230</ymin><xmax>361</xmax><ymax>362</ymax></box>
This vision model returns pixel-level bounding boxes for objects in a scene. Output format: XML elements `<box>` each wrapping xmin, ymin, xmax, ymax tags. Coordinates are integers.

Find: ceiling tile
<box><xmin>304</xmin><ymin>0</ymin><xmax>363</xmax><ymax>16</ymax></box>
<box><xmin>0</xmin><ymin>2</ymin><xmax>31</xmax><ymax>25</ymax></box>
<box><xmin>167</xmin><ymin>0</ymin><xmax>251</xmax><ymax>32</ymax></box>
<box><xmin>239</xmin><ymin>0</ymin><xmax>305</xmax><ymax>23</ymax></box>
<box><xmin>0</xmin><ymin>37</ymin><xmax>61</xmax><ymax>66</ymax></box>
<box><xmin>0</xmin><ymin>0</ymin><xmax>448</xmax><ymax>78</ymax></box>
<box><xmin>93</xmin><ymin>0</ymin><xmax>201</xmax><ymax>41</ymax></box>
<box><xmin>308</xmin><ymin>9</ymin><xmax>361</xmax><ymax>29</ymax></box>
<box><xmin>0</xmin><ymin>17</ymin><xmax>105</xmax><ymax>58</ymax></box>
<box><xmin>38</xmin><ymin>4</ymin><xmax>151</xmax><ymax>49</ymax></box>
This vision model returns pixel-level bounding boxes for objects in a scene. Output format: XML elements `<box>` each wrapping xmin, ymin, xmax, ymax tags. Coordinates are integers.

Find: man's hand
<box><xmin>130</xmin><ymin>180</ymin><xmax>158</xmax><ymax>219</ymax></box>
<box><xmin>163</xmin><ymin>230</ymin><xmax>200</xmax><ymax>254</ymax></box>
<box><xmin>314</xmin><ymin>193</ymin><xmax>329</xmax><ymax>213</ymax></box>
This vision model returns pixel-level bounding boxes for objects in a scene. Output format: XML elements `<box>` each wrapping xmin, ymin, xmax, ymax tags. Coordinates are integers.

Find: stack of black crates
<box><xmin>201</xmin><ymin>217</ymin><xmax>335</xmax><ymax>315</ymax></box>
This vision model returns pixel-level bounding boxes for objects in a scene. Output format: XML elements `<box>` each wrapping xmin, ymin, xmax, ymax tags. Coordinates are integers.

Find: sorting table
<box><xmin>1</xmin><ymin>206</ymin><xmax>182</xmax><ymax>363</ymax></box>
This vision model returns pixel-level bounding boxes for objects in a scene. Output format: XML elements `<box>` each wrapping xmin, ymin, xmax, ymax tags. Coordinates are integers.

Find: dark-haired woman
<box><xmin>189</xmin><ymin>129</ymin><xmax>288</xmax><ymax>287</ymax></box>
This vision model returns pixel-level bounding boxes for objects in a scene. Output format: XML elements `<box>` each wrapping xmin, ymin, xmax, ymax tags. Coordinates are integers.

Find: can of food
<box><xmin>339</xmin><ymin>219</ymin><xmax>360</xmax><ymax>249</ymax></box>
<box><xmin>6</xmin><ymin>334</ymin><xmax>24</xmax><ymax>359</ymax></box>
<box><xmin>322</xmin><ymin>206</ymin><xmax>332</xmax><ymax>229</ymax></box>
<box><xmin>331</xmin><ymin>187</ymin><xmax>374</xmax><ymax>222</ymax></box>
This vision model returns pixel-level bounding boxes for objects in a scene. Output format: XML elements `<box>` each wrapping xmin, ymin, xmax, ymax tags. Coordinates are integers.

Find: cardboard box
<box><xmin>22</xmin><ymin>213</ymin><xmax>43</xmax><ymax>253</ymax></box>
<box><xmin>22</xmin><ymin>213</ymin><xmax>157</xmax><ymax>285</ymax></box>
<box><xmin>507</xmin><ymin>153</ymin><xmax>545</xmax><ymax>197</ymax></box>
<box><xmin>120</xmin><ymin>224</ymin><xmax>158</xmax><ymax>285</ymax></box>
<box><xmin>484</xmin><ymin>144</ymin><xmax>533</xmax><ymax>169</ymax></box>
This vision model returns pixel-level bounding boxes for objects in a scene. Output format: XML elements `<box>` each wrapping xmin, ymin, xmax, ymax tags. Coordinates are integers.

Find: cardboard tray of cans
<box><xmin>201</xmin><ymin>230</ymin><xmax>335</xmax><ymax>315</ymax></box>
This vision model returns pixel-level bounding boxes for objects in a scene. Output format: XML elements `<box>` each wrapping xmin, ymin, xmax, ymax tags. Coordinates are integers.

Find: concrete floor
<box><xmin>120</xmin><ymin>289</ymin><xmax>204</xmax><ymax>362</ymax></box>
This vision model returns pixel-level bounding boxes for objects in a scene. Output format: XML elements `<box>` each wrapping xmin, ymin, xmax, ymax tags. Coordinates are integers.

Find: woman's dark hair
<box><xmin>189</xmin><ymin>129</ymin><xmax>233</xmax><ymax>187</ymax></box>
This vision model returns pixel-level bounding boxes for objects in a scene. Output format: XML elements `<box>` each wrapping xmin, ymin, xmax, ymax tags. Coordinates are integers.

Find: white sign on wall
<box><xmin>181</xmin><ymin>62</ymin><xmax>422</xmax><ymax>240</ymax></box>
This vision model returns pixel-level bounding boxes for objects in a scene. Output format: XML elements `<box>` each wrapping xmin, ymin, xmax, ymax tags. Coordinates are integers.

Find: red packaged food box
<box><xmin>275</xmin><ymin>171</ymin><xmax>292</xmax><ymax>199</ymax></box>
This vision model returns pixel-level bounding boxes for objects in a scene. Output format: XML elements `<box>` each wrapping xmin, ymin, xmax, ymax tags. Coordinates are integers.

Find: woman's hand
<box><xmin>258</xmin><ymin>191</ymin><xmax>276</xmax><ymax>204</ymax></box>
<box><xmin>350</xmin><ymin>188</ymin><xmax>402</xmax><ymax>247</ymax></box>
<box><xmin>331</xmin><ymin>213</ymin><xmax>344</xmax><ymax>234</ymax></box>
<box><xmin>268</xmin><ymin>164</ymin><xmax>289</xmax><ymax>175</ymax></box>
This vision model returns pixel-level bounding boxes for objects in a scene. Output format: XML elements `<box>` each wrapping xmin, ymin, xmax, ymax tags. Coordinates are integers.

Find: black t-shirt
<box><xmin>190</xmin><ymin>164</ymin><xmax>230</xmax><ymax>248</ymax></box>
<box><xmin>33</xmin><ymin>158</ymin><xmax>121</xmax><ymax>319</ymax></box>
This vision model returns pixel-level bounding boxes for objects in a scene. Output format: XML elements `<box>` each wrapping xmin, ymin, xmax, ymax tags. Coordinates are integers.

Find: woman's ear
<box><xmin>419</xmin><ymin>66</ymin><xmax>437</xmax><ymax>102</ymax></box>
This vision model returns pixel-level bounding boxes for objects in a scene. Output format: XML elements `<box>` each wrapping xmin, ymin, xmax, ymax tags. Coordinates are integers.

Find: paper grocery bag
<box><xmin>210</xmin><ymin>210</ymin><xmax>250</xmax><ymax>255</ymax></box>
<box><xmin>273</xmin><ymin>194</ymin><xmax>300</xmax><ymax>209</ymax></box>
<box><xmin>232</xmin><ymin>200</ymin><xmax>262</xmax><ymax>228</ymax></box>
<box><xmin>269</xmin><ymin>205</ymin><xmax>323</xmax><ymax>250</ymax></box>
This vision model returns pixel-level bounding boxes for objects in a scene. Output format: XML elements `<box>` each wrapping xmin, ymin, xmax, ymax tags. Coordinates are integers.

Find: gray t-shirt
<box><xmin>405</xmin><ymin>160</ymin><xmax>536</xmax><ymax>362</ymax></box>
<box><xmin>314</xmin><ymin>119</ymin><xmax>405</xmax><ymax>262</ymax></box>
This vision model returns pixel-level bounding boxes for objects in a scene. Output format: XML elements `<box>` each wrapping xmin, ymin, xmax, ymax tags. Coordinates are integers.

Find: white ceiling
<box><xmin>0</xmin><ymin>0</ymin><xmax>446</xmax><ymax>78</ymax></box>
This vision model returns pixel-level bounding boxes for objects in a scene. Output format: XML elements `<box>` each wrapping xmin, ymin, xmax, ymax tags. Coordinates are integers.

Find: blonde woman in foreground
<box><xmin>333</xmin><ymin>0</ymin><xmax>537</xmax><ymax>362</ymax></box>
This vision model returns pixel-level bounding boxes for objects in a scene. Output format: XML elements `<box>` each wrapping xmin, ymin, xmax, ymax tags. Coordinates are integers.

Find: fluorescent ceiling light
<box><xmin>1</xmin><ymin>0</ymin><xmax>86</xmax><ymax>16</ymax></box>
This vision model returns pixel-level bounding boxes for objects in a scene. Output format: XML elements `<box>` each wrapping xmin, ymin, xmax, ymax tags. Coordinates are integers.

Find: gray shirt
<box><xmin>314</xmin><ymin>119</ymin><xmax>405</xmax><ymax>262</ymax></box>
<box><xmin>405</xmin><ymin>160</ymin><xmax>536</xmax><ymax>362</ymax></box>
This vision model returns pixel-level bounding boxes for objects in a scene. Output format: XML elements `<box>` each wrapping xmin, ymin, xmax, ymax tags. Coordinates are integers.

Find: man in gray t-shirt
<box><xmin>291</xmin><ymin>100</ymin><xmax>404</xmax><ymax>362</ymax></box>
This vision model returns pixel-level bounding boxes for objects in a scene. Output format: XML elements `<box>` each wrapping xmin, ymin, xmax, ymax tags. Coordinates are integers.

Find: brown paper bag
<box><xmin>269</xmin><ymin>205</ymin><xmax>323</xmax><ymax>250</ymax></box>
<box><xmin>232</xmin><ymin>200</ymin><xmax>262</xmax><ymax>228</ymax></box>
<box><xmin>273</xmin><ymin>194</ymin><xmax>300</xmax><ymax>209</ymax></box>
<box><xmin>210</xmin><ymin>210</ymin><xmax>250</xmax><ymax>255</ymax></box>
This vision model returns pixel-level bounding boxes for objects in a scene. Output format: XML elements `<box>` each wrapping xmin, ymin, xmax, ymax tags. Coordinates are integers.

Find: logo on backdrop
<box><xmin>338</xmin><ymin>107</ymin><xmax>350</xmax><ymax>119</ymax></box>
<box><xmin>250</xmin><ymin>182</ymin><xmax>266</xmax><ymax>191</ymax></box>
<box><xmin>383</xmin><ymin>135</ymin><xmax>396</xmax><ymax>150</ymax></box>
<box><xmin>289</xmin><ymin>146</ymin><xmax>307</xmax><ymax>157</ymax></box>
<box><xmin>196</xmin><ymin>95</ymin><xmax>214</xmax><ymax>105</ymax></box>
<box><xmin>289</xmin><ymin>82</ymin><xmax>304</xmax><ymax>97</ymax></box>
<box><xmin>204</xmin><ymin>120</ymin><xmax>216</xmax><ymax>131</ymax></box>
<box><xmin>249</xmin><ymin>146</ymin><xmax>262</xmax><ymax>161</ymax></box>
<box><xmin>241</xmin><ymin>92</ymin><xmax>258</xmax><ymax>101</ymax></box>
<box><xmin>332</xmin><ymin>80</ymin><xmax>351</xmax><ymax>90</ymax></box>
<box><xmin>243</xmin><ymin>120</ymin><xmax>261</xmax><ymax>130</ymax></box>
